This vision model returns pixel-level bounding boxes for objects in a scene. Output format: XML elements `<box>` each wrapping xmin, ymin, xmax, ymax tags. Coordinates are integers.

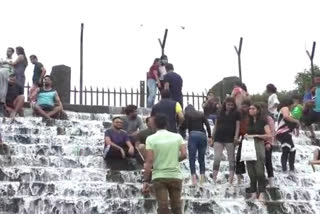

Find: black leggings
<box><xmin>235</xmin><ymin>142</ymin><xmax>246</xmax><ymax>175</ymax></box>
<box><xmin>265</xmin><ymin>146</ymin><xmax>274</xmax><ymax>177</ymax></box>
<box><xmin>277</xmin><ymin>133</ymin><xmax>296</xmax><ymax>171</ymax></box>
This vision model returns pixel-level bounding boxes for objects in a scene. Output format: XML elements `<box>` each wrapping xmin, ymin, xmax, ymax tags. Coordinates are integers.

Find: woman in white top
<box><xmin>0</xmin><ymin>48</ymin><xmax>15</xmax><ymax>115</ymax></box>
<box><xmin>266</xmin><ymin>84</ymin><xmax>280</xmax><ymax>119</ymax></box>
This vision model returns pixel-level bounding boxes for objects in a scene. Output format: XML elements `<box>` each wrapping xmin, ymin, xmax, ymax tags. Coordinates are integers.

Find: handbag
<box><xmin>240</xmin><ymin>137</ymin><xmax>257</xmax><ymax>161</ymax></box>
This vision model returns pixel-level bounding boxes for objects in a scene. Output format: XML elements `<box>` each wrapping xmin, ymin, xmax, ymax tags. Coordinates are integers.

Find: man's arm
<box><xmin>143</xmin><ymin>148</ymin><xmax>154</xmax><ymax>182</ymax></box>
<box><xmin>104</xmin><ymin>136</ymin><xmax>123</xmax><ymax>151</ymax></box>
<box><xmin>175</xmin><ymin>102</ymin><xmax>184</xmax><ymax>125</ymax></box>
<box><xmin>179</xmin><ymin>142</ymin><xmax>187</xmax><ymax>161</ymax></box>
<box><xmin>40</xmin><ymin>66</ymin><xmax>46</xmax><ymax>81</ymax></box>
<box><xmin>55</xmin><ymin>93</ymin><xmax>63</xmax><ymax>109</ymax></box>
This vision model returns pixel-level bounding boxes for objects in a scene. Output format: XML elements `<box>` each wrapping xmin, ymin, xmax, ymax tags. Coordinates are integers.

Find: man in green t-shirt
<box><xmin>142</xmin><ymin>113</ymin><xmax>187</xmax><ymax>214</ymax></box>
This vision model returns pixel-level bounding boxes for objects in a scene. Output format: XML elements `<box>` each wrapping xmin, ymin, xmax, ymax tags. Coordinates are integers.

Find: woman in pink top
<box><xmin>231</xmin><ymin>82</ymin><xmax>249</xmax><ymax>110</ymax></box>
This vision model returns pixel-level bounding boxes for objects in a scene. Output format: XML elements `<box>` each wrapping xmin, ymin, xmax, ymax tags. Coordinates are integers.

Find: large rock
<box><xmin>210</xmin><ymin>76</ymin><xmax>240</xmax><ymax>100</ymax></box>
<box><xmin>50</xmin><ymin>65</ymin><xmax>71</xmax><ymax>104</ymax></box>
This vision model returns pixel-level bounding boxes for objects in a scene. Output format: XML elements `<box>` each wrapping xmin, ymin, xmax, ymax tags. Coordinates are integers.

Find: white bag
<box><xmin>240</xmin><ymin>137</ymin><xmax>257</xmax><ymax>161</ymax></box>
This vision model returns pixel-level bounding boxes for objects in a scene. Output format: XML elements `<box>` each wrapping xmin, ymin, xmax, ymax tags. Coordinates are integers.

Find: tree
<box><xmin>294</xmin><ymin>65</ymin><xmax>320</xmax><ymax>95</ymax></box>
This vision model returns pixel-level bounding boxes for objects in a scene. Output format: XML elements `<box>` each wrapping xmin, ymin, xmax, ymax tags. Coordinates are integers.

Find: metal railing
<box><xmin>23</xmin><ymin>82</ymin><xmax>207</xmax><ymax>110</ymax></box>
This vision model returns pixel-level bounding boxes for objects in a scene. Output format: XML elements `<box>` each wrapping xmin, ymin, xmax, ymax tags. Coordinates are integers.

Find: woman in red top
<box><xmin>147</xmin><ymin>58</ymin><xmax>161</xmax><ymax>108</ymax></box>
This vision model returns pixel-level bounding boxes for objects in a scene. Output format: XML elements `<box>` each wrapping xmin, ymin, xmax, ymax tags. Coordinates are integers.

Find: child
<box><xmin>291</xmin><ymin>95</ymin><xmax>303</xmax><ymax>137</ymax></box>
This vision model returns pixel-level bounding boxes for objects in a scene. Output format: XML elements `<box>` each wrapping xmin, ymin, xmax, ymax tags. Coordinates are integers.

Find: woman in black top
<box><xmin>181</xmin><ymin>105</ymin><xmax>212</xmax><ymax>185</ymax></box>
<box><xmin>246</xmin><ymin>103</ymin><xmax>271</xmax><ymax>201</ymax></box>
<box><xmin>212</xmin><ymin>97</ymin><xmax>240</xmax><ymax>185</ymax></box>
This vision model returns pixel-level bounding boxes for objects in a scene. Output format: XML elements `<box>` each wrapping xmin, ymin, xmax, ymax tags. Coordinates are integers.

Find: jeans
<box><xmin>153</xmin><ymin>178</ymin><xmax>182</xmax><ymax>214</ymax></box>
<box><xmin>147</xmin><ymin>79</ymin><xmax>157</xmax><ymax>108</ymax></box>
<box><xmin>246</xmin><ymin>139</ymin><xmax>266</xmax><ymax>193</ymax></box>
<box><xmin>188</xmin><ymin>131</ymin><xmax>207</xmax><ymax>175</ymax></box>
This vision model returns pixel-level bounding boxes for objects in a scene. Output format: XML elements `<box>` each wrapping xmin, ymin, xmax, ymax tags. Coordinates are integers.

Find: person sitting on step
<box><xmin>33</xmin><ymin>75</ymin><xmax>64</xmax><ymax>120</ymax></box>
<box><xmin>309</xmin><ymin>148</ymin><xmax>320</xmax><ymax>172</ymax></box>
<box><xmin>121</xmin><ymin>105</ymin><xmax>145</xmax><ymax>145</ymax></box>
<box><xmin>103</xmin><ymin>117</ymin><xmax>135</xmax><ymax>159</ymax></box>
<box><xmin>5</xmin><ymin>73</ymin><xmax>25</xmax><ymax>119</ymax></box>
<box><xmin>135</xmin><ymin>117</ymin><xmax>155</xmax><ymax>158</ymax></box>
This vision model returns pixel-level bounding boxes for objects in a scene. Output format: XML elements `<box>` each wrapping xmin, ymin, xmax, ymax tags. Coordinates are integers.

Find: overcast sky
<box><xmin>1</xmin><ymin>0</ymin><xmax>320</xmax><ymax>95</ymax></box>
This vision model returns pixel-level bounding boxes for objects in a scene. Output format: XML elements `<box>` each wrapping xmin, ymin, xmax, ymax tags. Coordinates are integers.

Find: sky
<box><xmin>1</xmin><ymin>0</ymin><xmax>320</xmax><ymax>95</ymax></box>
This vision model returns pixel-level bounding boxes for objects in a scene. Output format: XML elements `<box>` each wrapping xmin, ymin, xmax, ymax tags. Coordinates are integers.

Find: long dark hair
<box><xmin>222</xmin><ymin>97</ymin><xmax>237</xmax><ymax>113</ymax></box>
<box><xmin>16</xmin><ymin>46</ymin><xmax>28</xmax><ymax>66</ymax></box>
<box><xmin>277</xmin><ymin>98</ymin><xmax>293</xmax><ymax>111</ymax></box>
<box><xmin>185</xmin><ymin>104</ymin><xmax>202</xmax><ymax>119</ymax></box>
<box><xmin>249</xmin><ymin>103</ymin><xmax>267</xmax><ymax>124</ymax></box>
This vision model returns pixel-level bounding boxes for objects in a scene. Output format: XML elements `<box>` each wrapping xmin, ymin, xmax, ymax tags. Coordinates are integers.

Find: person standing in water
<box><xmin>11</xmin><ymin>46</ymin><xmax>28</xmax><ymax>89</ymax></box>
<box><xmin>266</xmin><ymin>84</ymin><xmax>280</xmax><ymax>120</ymax></box>
<box><xmin>180</xmin><ymin>104</ymin><xmax>212</xmax><ymax>186</ymax></box>
<box><xmin>276</xmin><ymin>99</ymin><xmax>300</xmax><ymax>173</ymax></box>
<box><xmin>246</xmin><ymin>103</ymin><xmax>272</xmax><ymax>201</ymax></box>
<box><xmin>235</xmin><ymin>99</ymin><xmax>251</xmax><ymax>184</ymax></box>
<box><xmin>212</xmin><ymin>97</ymin><xmax>240</xmax><ymax>185</ymax></box>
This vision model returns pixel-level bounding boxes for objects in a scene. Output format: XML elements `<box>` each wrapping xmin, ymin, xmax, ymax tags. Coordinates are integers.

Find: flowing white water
<box><xmin>0</xmin><ymin>113</ymin><xmax>319</xmax><ymax>214</ymax></box>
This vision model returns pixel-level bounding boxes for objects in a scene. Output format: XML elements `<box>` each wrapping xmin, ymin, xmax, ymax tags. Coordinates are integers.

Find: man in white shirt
<box><xmin>0</xmin><ymin>47</ymin><xmax>15</xmax><ymax>116</ymax></box>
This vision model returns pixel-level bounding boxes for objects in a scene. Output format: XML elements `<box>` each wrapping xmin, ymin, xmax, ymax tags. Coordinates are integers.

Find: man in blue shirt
<box><xmin>304</xmin><ymin>75</ymin><xmax>320</xmax><ymax>140</ymax></box>
<box><xmin>163</xmin><ymin>64</ymin><xmax>183</xmax><ymax>108</ymax></box>
<box><xmin>33</xmin><ymin>75</ymin><xmax>64</xmax><ymax>120</ymax></box>
<box><xmin>104</xmin><ymin>117</ymin><xmax>135</xmax><ymax>159</ymax></box>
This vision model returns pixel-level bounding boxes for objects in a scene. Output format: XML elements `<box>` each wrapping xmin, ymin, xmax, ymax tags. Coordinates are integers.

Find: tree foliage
<box><xmin>294</xmin><ymin>65</ymin><xmax>320</xmax><ymax>95</ymax></box>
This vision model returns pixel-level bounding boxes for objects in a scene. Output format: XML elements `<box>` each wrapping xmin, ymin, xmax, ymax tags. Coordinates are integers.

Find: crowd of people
<box><xmin>1</xmin><ymin>50</ymin><xmax>320</xmax><ymax>214</ymax></box>
<box><xmin>103</xmin><ymin>75</ymin><xmax>320</xmax><ymax>213</ymax></box>
<box><xmin>0</xmin><ymin>47</ymin><xmax>65</xmax><ymax>121</ymax></box>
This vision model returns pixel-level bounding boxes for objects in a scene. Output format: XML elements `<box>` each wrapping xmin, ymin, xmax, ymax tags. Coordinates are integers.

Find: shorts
<box><xmin>276</xmin><ymin>132</ymin><xmax>295</xmax><ymax>152</ymax></box>
<box><xmin>40</xmin><ymin>104</ymin><xmax>54</xmax><ymax>112</ymax></box>
<box><xmin>303</xmin><ymin>109</ymin><xmax>320</xmax><ymax>126</ymax></box>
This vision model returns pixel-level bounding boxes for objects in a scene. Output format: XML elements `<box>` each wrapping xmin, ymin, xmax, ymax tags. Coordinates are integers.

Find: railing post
<box><xmin>136</xmin><ymin>89</ymin><xmax>139</xmax><ymax>106</ymax></box>
<box><xmin>131</xmin><ymin>88</ymin><xmax>134</xmax><ymax>105</ymax></box>
<box><xmin>120</xmin><ymin>87</ymin><xmax>122</xmax><ymax>107</ymax></box>
<box><xmin>84</xmin><ymin>86</ymin><xmax>87</xmax><ymax>105</ymax></box>
<box><xmin>124</xmin><ymin>89</ymin><xmax>128</xmax><ymax>106</ymax></box>
<box><xmin>113</xmin><ymin>88</ymin><xmax>116</xmax><ymax>106</ymax></box>
<box><xmin>74</xmin><ymin>86</ymin><xmax>77</xmax><ymax>104</ymax></box>
<box><xmin>90</xmin><ymin>86</ymin><xmax>93</xmax><ymax>106</ymax></box>
<box><xmin>102</xmin><ymin>87</ymin><xmax>105</xmax><ymax>106</ymax></box>
<box><xmin>140</xmin><ymin>81</ymin><xmax>145</xmax><ymax>107</ymax></box>
<box><xmin>96</xmin><ymin>87</ymin><xmax>99</xmax><ymax>105</ymax></box>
